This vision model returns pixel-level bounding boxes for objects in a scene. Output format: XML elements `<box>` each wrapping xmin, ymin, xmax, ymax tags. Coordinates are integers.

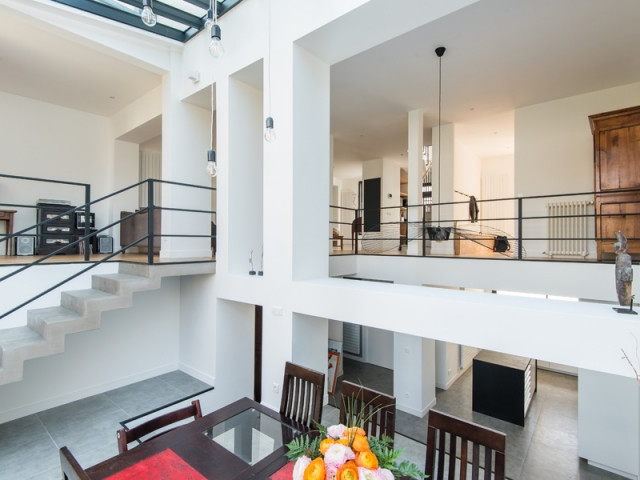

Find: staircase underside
<box><xmin>0</xmin><ymin>262</ymin><xmax>215</xmax><ymax>386</ymax></box>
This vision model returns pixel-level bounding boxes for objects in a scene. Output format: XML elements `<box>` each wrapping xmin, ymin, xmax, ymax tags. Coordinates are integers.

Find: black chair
<box><xmin>339</xmin><ymin>380</ymin><xmax>395</xmax><ymax>441</ymax></box>
<box><xmin>279</xmin><ymin>361</ymin><xmax>325</xmax><ymax>428</ymax></box>
<box><xmin>117</xmin><ymin>399</ymin><xmax>202</xmax><ymax>453</ymax></box>
<box><xmin>60</xmin><ymin>446</ymin><xmax>90</xmax><ymax>480</ymax></box>
<box><xmin>425</xmin><ymin>409</ymin><xmax>506</xmax><ymax>480</ymax></box>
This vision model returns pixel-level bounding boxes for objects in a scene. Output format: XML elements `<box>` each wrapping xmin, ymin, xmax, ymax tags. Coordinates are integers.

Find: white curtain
<box><xmin>139</xmin><ymin>151</ymin><xmax>162</xmax><ymax>208</ymax></box>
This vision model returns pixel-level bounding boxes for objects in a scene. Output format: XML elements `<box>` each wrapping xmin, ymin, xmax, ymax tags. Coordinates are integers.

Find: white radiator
<box><xmin>546</xmin><ymin>201</ymin><xmax>592</xmax><ymax>257</ymax></box>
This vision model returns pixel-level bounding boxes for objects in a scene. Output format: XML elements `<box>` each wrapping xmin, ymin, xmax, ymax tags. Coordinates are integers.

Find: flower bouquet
<box><xmin>285</xmin><ymin>421</ymin><xmax>425</xmax><ymax>480</ymax></box>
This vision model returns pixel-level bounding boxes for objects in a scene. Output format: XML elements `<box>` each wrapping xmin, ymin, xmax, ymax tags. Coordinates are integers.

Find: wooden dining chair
<box><xmin>117</xmin><ymin>399</ymin><xmax>203</xmax><ymax>453</ymax></box>
<box><xmin>279</xmin><ymin>361</ymin><xmax>325</xmax><ymax>428</ymax></box>
<box><xmin>60</xmin><ymin>446</ymin><xmax>91</xmax><ymax>480</ymax></box>
<box><xmin>339</xmin><ymin>380</ymin><xmax>396</xmax><ymax>441</ymax></box>
<box><xmin>425</xmin><ymin>409</ymin><xmax>506</xmax><ymax>480</ymax></box>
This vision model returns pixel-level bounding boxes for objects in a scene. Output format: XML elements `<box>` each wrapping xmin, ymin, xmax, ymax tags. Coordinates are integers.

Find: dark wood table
<box><xmin>86</xmin><ymin>397</ymin><xmax>307</xmax><ymax>480</ymax></box>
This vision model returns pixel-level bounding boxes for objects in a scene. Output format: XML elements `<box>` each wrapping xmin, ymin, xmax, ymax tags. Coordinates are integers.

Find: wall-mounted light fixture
<box><xmin>140</xmin><ymin>0</ymin><xmax>157</xmax><ymax>27</ymax></box>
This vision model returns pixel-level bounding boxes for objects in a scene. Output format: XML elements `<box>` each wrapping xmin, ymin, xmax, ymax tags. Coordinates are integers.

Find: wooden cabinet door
<box><xmin>590</xmin><ymin>106</ymin><xmax>640</xmax><ymax>259</ymax></box>
<box><xmin>596</xmin><ymin>124</ymin><xmax>640</xmax><ymax>191</ymax></box>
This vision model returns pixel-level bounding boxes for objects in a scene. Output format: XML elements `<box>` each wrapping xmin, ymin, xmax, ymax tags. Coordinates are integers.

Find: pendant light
<box><xmin>433</xmin><ymin>46</ymin><xmax>449</xmax><ymax>241</ymax></box>
<box><xmin>140</xmin><ymin>0</ymin><xmax>157</xmax><ymax>27</ymax></box>
<box><xmin>204</xmin><ymin>7</ymin><xmax>214</xmax><ymax>32</ymax></box>
<box><xmin>206</xmin><ymin>83</ymin><xmax>217</xmax><ymax>177</ymax></box>
<box><xmin>264</xmin><ymin>0</ymin><xmax>276</xmax><ymax>142</ymax></box>
<box><xmin>208</xmin><ymin>0</ymin><xmax>224</xmax><ymax>58</ymax></box>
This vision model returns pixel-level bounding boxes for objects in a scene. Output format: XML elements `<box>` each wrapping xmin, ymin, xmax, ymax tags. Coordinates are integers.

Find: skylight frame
<box><xmin>51</xmin><ymin>0</ymin><xmax>242</xmax><ymax>43</ymax></box>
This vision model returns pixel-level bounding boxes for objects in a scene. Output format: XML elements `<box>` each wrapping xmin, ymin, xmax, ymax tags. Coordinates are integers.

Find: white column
<box><xmin>407</xmin><ymin>110</ymin><xmax>424</xmax><ymax>255</ymax></box>
<box><xmin>291</xmin><ymin>45</ymin><xmax>331</xmax><ymax>280</ymax></box>
<box><xmin>393</xmin><ymin>332</ymin><xmax>436</xmax><ymax>417</ymax></box>
<box><xmin>160</xmin><ymin>51</ymin><xmax>212</xmax><ymax>259</ymax></box>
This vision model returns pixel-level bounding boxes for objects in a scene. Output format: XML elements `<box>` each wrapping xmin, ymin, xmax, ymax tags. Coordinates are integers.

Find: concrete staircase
<box><xmin>0</xmin><ymin>261</ymin><xmax>215</xmax><ymax>385</ymax></box>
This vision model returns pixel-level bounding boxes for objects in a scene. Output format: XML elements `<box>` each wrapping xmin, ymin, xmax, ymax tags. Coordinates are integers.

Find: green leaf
<box><xmin>284</xmin><ymin>434</ymin><xmax>321</xmax><ymax>461</ymax></box>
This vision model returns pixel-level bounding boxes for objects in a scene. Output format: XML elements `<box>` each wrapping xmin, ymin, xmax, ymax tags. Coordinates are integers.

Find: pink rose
<box><xmin>324</xmin><ymin>462</ymin><xmax>339</xmax><ymax>480</ymax></box>
<box><xmin>323</xmin><ymin>443</ymin><xmax>355</xmax><ymax>466</ymax></box>
<box><xmin>326</xmin><ymin>424</ymin><xmax>347</xmax><ymax>438</ymax></box>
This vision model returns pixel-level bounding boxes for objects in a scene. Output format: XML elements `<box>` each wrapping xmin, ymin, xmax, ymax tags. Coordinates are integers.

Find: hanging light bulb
<box><xmin>264</xmin><ymin>116</ymin><xmax>276</xmax><ymax>143</ymax></box>
<box><xmin>204</xmin><ymin>9</ymin><xmax>214</xmax><ymax>32</ymax></box>
<box><xmin>207</xmin><ymin>149</ymin><xmax>217</xmax><ymax>177</ymax></box>
<box><xmin>141</xmin><ymin>0</ymin><xmax>157</xmax><ymax>27</ymax></box>
<box><xmin>209</xmin><ymin>24</ymin><xmax>224</xmax><ymax>58</ymax></box>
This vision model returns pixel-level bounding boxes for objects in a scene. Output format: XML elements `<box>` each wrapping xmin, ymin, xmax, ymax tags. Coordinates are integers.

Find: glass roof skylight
<box><xmin>52</xmin><ymin>0</ymin><xmax>242</xmax><ymax>42</ymax></box>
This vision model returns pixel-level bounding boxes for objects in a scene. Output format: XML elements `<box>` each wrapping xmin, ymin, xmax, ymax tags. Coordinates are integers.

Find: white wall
<box><xmin>179</xmin><ymin>273</ymin><xmax>217</xmax><ymax>385</ymax></box>
<box><xmin>0</xmin><ymin>91</ymin><xmax>111</xmax><ymax>235</ymax></box>
<box><xmin>578</xmin><ymin>369</ymin><xmax>639</xmax><ymax>479</ymax></box>
<box><xmin>515</xmin><ymin>82</ymin><xmax>640</xmax><ymax>258</ymax></box>
<box><xmin>0</xmin><ymin>263</ymin><xmax>117</xmax><ymax>328</ymax></box>
<box><xmin>0</xmin><ymin>278</ymin><xmax>181</xmax><ymax>423</ymax></box>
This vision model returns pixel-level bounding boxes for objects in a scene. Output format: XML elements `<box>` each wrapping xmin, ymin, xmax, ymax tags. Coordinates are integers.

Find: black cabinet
<box><xmin>36</xmin><ymin>203</ymin><xmax>78</xmax><ymax>255</ymax></box>
<box><xmin>472</xmin><ymin>350</ymin><xmax>536</xmax><ymax>426</ymax></box>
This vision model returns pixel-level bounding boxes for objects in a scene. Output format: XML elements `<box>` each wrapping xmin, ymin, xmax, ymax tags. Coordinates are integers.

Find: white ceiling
<box><xmin>1</xmin><ymin>0</ymin><xmax>639</xmax><ymax>178</ymax></box>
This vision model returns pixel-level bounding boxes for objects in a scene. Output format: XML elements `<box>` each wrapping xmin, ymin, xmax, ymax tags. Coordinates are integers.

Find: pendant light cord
<box><xmin>267</xmin><ymin>0</ymin><xmax>272</xmax><ymax>116</ymax></box>
<box><xmin>210</xmin><ymin>82</ymin><xmax>214</xmax><ymax>150</ymax></box>
<box><xmin>437</xmin><ymin>52</ymin><xmax>442</xmax><ymax>226</ymax></box>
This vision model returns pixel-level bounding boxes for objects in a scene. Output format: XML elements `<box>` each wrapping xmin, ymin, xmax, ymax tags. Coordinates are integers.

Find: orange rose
<box><xmin>350</xmin><ymin>434</ymin><xmax>370</xmax><ymax>453</ymax></box>
<box><xmin>319</xmin><ymin>438</ymin><xmax>335</xmax><ymax>455</ymax></box>
<box><xmin>303</xmin><ymin>457</ymin><xmax>325</xmax><ymax>480</ymax></box>
<box><xmin>336</xmin><ymin>438</ymin><xmax>349</xmax><ymax>446</ymax></box>
<box><xmin>336</xmin><ymin>460</ymin><xmax>359</xmax><ymax>480</ymax></box>
<box><xmin>356</xmin><ymin>450</ymin><xmax>379</xmax><ymax>470</ymax></box>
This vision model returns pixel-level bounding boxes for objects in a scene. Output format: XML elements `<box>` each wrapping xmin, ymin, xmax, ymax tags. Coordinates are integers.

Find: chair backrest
<box><xmin>60</xmin><ymin>446</ymin><xmax>91</xmax><ymax>480</ymax></box>
<box><xmin>425</xmin><ymin>410</ymin><xmax>506</xmax><ymax>480</ymax></box>
<box><xmin>279</xmin><ymin>361</ymin><xmax>325</xmax><ymax>428</ymax></box>
<box><xmin>339</xmin><ymin>380</ymin><xmax>395</xmax><ymax>441</ymax></box>
<box><xmin>117</xmin><ymin>399</ymin><xmax>202</xmax><ymax>453</ymax></box>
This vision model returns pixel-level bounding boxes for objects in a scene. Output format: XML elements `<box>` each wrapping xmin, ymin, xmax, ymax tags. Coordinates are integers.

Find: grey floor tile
<box><xmin>156</xmin><ymin>370</ymin><xmax>212</xmax><ymax>396</ymax></box>
<box><xmin>104</xmin><ymin>376</ymin><xmax>185</xmax><ymax>417</ymax></box>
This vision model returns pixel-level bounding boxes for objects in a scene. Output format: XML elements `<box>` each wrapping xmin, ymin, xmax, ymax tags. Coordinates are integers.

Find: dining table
<box><xmin>85</xmin><ymin>397</ymin><xmax>308</xmax><ymax>480</ymax></box>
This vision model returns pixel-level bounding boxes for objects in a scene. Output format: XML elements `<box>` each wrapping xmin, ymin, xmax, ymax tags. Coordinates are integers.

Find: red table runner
<box><xmin>269</xmin><ymin>461</ymin><xmax>294</xmax><ymax>480</ymax></box>
<box><xmin>105</xmin><ymin>448</ymin><xmax>206</xmax><ymax>480</ymax></box>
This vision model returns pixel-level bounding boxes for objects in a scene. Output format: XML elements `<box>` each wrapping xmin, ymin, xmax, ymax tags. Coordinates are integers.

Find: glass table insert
<box><xmin>202</xmin><ymin>408</ymin><xmax>301</xmax><ymax>466</ymax></box>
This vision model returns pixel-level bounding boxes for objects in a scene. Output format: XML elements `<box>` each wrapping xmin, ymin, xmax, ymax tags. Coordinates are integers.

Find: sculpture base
<box><xmin>613</xmin><ymin>306</ymin><xmax>637</xmax><ymax>315</ymax></box>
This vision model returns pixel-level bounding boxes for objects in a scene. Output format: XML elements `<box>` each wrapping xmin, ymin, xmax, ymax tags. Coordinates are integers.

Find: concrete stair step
<box><xmin>92</xmin><ymin>273</ymin><xmax>159</xmax><ymax>295</ymax></box>
<box><xmin>61</xmin><ymin>288</ymin><xmax>130</xmax><ymax>315</ymax></box>
<box><xmin>0</xmin><ymin>262</ymin><xmax>214</xmax><ymax>386</ymax></box>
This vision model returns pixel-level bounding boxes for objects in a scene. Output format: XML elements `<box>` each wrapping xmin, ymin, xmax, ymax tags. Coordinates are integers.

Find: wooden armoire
<box><xmin>589</xmin><ymin>105</ymin><xmax>640</xmax><ymax>259</ymax></box>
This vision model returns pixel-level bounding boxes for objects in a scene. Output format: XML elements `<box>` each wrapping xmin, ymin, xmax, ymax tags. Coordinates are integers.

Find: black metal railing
<box><xmin>330</xmin><ymin>188</ymin><xmax>639</xmax><ymax>261</ymax></box>
<box><xmin>0</xmin><ymin>175</ymin><xmax>216</xmax><ymax>322</ymax></box>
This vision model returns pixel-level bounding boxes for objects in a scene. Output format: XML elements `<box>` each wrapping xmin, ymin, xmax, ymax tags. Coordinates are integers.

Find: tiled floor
<box><xmin>0</xmin><ymin>371</ymin><xmax>212</xmax><ymax>480</ymax></box>
<box><xmin>0</xmin><ymin>363</ymin><xmax>628</xmax><ymax>480</ymax></box>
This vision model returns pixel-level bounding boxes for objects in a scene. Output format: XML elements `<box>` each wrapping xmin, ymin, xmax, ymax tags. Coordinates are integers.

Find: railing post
<box><xmin>354</xmin><ymin>208</ymin><xmax>359</xmax><ymax>255</ymax></box>
<box><xmin>517</xmin><ymin>197</ymin><xmax>523</xmax><ymax>260</ymax></box>
<box><xmin>84</xmin><ymin>184</ymin><xmax>91</xmax><ymax>261</ymax></box>
<box><xmin>148</xmin><ymin>180</ymin><xmax>154</xmax><ymax>265</ymax></box>
<box><xmin>422</xmin><ymin>204</ymin><xmax>426</xmax><ymax>257</ymax></box>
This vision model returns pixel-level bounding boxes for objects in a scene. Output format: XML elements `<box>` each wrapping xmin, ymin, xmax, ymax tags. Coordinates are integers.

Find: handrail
<box><xmin>329</xmin><ymin>188</ymin><xmax>640</xmax><ymax>260</ymax></box>
<box><xmin>0</xmin><ymin>175</ymin><xmax>216</xmax><ymax>322</ymax></box>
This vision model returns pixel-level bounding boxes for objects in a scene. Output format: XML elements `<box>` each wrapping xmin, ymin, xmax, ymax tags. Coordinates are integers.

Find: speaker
<box><xmin>16</xmin><ymin>236</ymin><xmax>35</xmax><ymax>255</ymax></box>
<box><xmin>98</xmin><ymin>235</ymin><xmax>113</xmax><ymax>253</ymax></box>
